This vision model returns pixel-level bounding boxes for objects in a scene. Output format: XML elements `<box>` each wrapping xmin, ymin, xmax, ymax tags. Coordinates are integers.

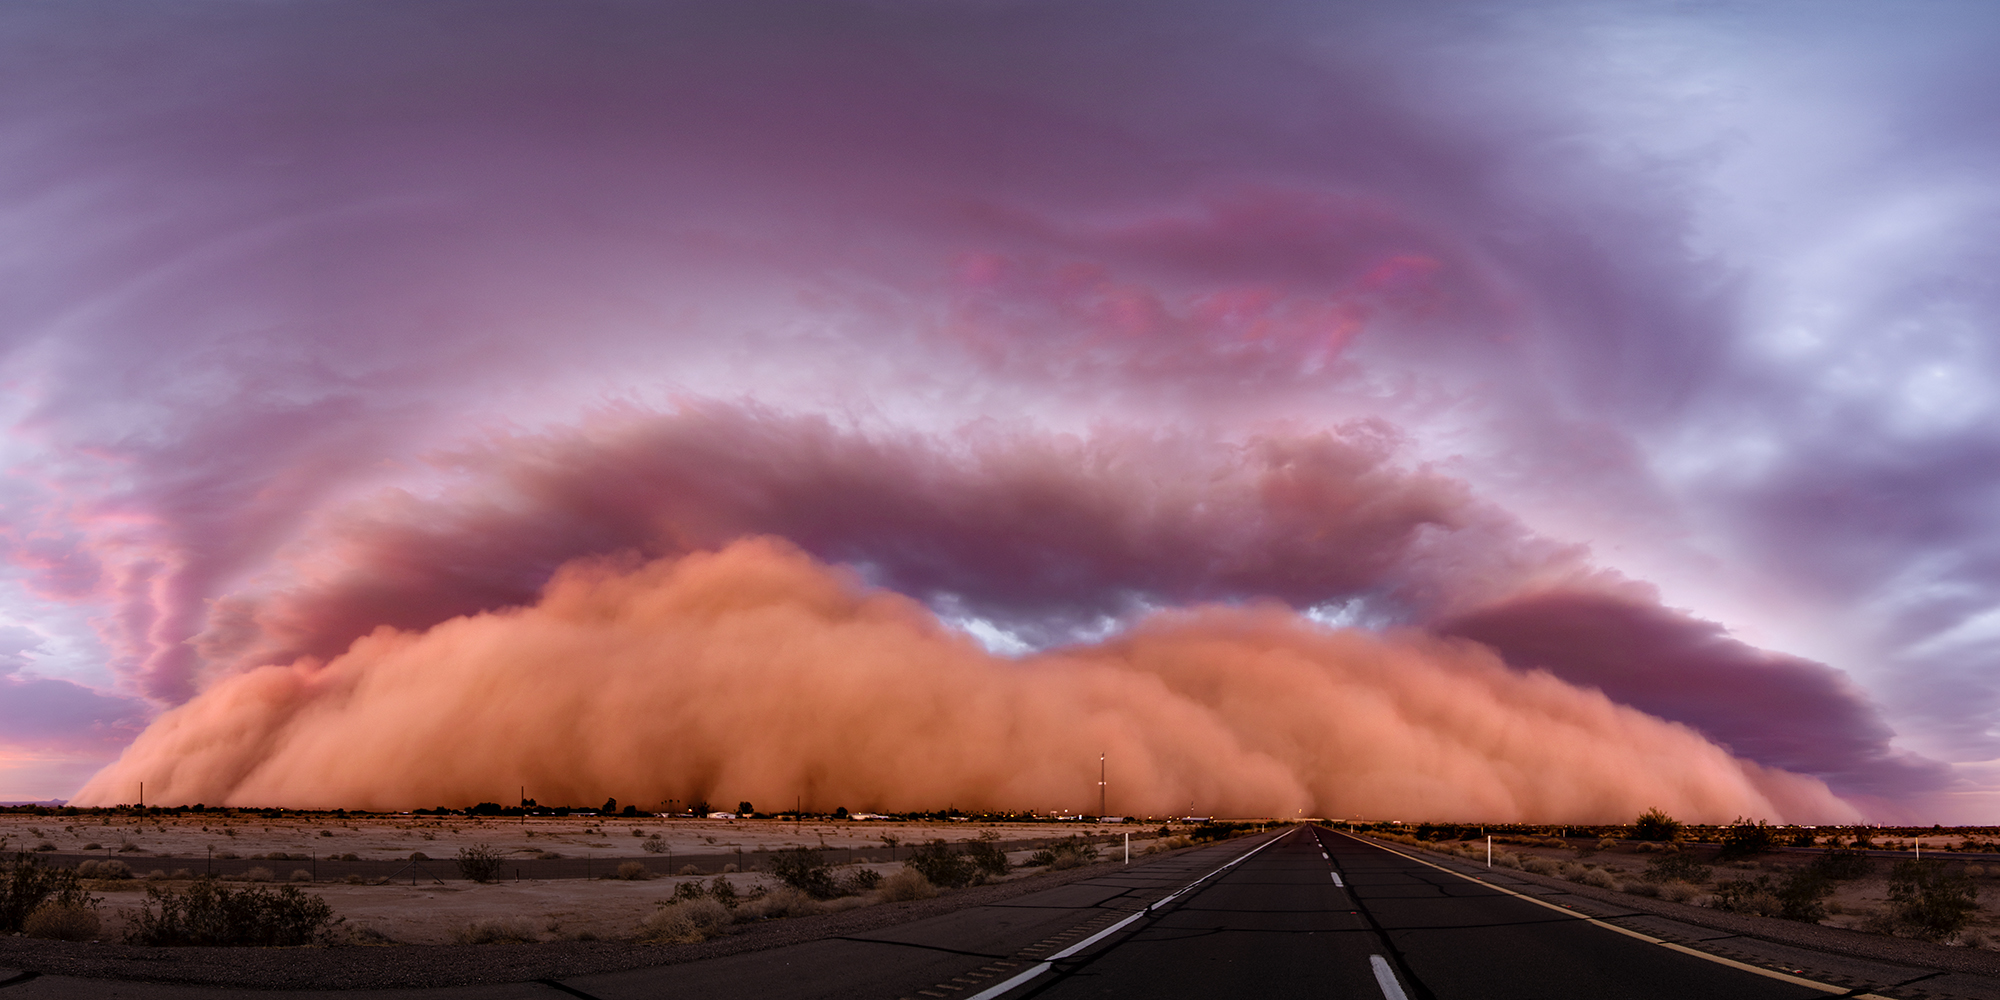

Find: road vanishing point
<box><xmin>7</xmin><ymin>825</ymin><xmax>1999</xmax><ymax>999</ymax></box>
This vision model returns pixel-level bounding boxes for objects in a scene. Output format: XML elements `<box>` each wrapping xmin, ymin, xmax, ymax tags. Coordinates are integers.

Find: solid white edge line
<box><xmin>963</xmin><ymin>961</ymin><xmax>1052</xmax><ymax>1000</ymax></box>
<box><xmin>964</xmin><ymin>829</ymin><xmax>1295</xmax><ymax>1000</ymax></box>
<box><xmin>1341</xmin><ymin>832</ymin><xmax>1896</xmax><ymax>1000</ymax></box>
<box><xmin>1369</xmin><ymin>954</ymin><xmax>1410</xmax><ymax>1000</ymax></box>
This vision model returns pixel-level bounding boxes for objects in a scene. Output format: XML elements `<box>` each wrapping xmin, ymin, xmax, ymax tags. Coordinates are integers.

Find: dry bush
<box><xmin>245</xmin><ymin>867</ymin><xmax>274</xmax><ymax>882</ymax></box>
<box><xmin>344</xmin><ymin>875</ymin><xmax>367</xmax><ymax>885</ymax></box>
<box><xmin>212</xmin><ymin>851</ymin><xmax>239</xmax><ymax>860</ymax></box>
<box><xmin>24</xmin><ymin>902</ymin><xmax>99</xmax><ymax>941</ymax></box>
<box><xmin>1145</xmin><ymin>836</ymin><xmax>1193</xmax><ymax>854</ymax></box>
<box><xmin>1597</xmin><ymin>837</ymin><xmax>1618</xmax><ymax>851</ymax></box>
<box><xmin>1658</xmin><ymin>882</ymin><xmax>1701</xmax><ymax>903</ymax></box>
<box><xmin>738</xmin><ymin>886</ymin><xmax>819</xmax><ymax>920</ymax></box>
<box><xmin>455</xmin><ymin>844</ymin><xmax>504</xmax><ymax>883</ymax></box>
<box><xmin>879</xmin><ymin>868</ymin><xmax>937</xmax><ymax>902</ymax></box>
<box><xmin>639</xmin><ymin>898</ymin><xmax>732</xmax><ymax>943</ymax></box>
<box><xmin>145</xmin><ymin>870</ymin><xmax>167</xmax><ymax>880</ymax></box>
<box><xmin>1580</xmin><ymin>868</ymin><xmax>1620</xmax><ymax>890</ymax></box>
<box><xmin>615</xmin><ymin>861</ymin><xmax>652</xmax><ymax>881</ymax></box>
<box><xmin>170</xmin><ymin>869</ymin><xmax>192</xmax><ymax>880</ymax></box>
<box><xmin>722</xmin><ymin>863</ymin><xmax>739</xmax><ymax>873</ymax></box>
<box><xmin>677</xmin><ymin>864</ymin><xmax>700</xmax><ymax>875</ymax></box>
<box><xmin>1624</xmin><ymin>881</ymin><xmax>1661</xmax><ymax>898</ymax></box>
<box><xmin>127</xmin><ymin>882</ymin><xmax>338</xmax><ymax>946</ymax></box>
<box><xmin>1520</xmin><ymin>857</ymin><xmax>1559</xmax><ymax>876</ymax></box>
<box><xmin>455</xmin><ymin>916</ymin><xmax>543</xmax><ymax>944</ymax></box>
<box><xmin>290</xmin><ymin>869</ymin><xmax>313</xmax><ymax>882</ymax></box>
<box><xmin>643</xmin><ymin>838</ymin><xmax>667</xmax><ymax>854</ymax></box>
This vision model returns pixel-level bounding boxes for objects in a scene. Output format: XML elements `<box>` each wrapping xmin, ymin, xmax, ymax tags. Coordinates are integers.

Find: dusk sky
<box><xmin>5</xmin><ymin>1</ymin><xmax>2000</xmax><ymax>821</ymax></box>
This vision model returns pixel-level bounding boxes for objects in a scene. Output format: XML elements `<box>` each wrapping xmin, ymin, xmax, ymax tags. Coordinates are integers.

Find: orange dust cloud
<box><xmin>76</xmin><ymin>538</ymin><xmax>1857</xmax><ymax>823</ymax></box>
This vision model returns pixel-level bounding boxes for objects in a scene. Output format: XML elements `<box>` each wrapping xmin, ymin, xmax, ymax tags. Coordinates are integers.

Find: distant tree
<box><xmin>602</xmin><ymin>797</ymin><xmax>618</xmax><ymax>814</ymax></box>
<box><xmin>738</xmin><ymin>802</ymin><xmax>754</xmax><ymax>816</ymax></box>
<box><xmin>1631</xmin><ymin>808</ymin><xmax>1682</xmax><ymax>842</ymax></box>
<box><xmin>834</xmin><ymin>806</ymin><xmax>849</xmax><ymax>819</ymax></box>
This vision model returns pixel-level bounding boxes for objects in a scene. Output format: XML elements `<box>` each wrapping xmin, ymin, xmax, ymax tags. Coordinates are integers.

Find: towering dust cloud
<box><xmin>76</xmin><ymin>539</ymin><xmax>1854</xmax><ymax>822</ymax></box>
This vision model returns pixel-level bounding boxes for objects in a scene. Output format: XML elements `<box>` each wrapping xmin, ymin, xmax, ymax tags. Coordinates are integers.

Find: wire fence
<box><xmin>26</xmin><ymin>831</ymin><xmax>1141</xmax><ymax>883</ymax></box>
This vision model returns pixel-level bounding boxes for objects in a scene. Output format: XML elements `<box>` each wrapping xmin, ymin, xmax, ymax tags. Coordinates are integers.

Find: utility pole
<box><xmin>1098</xmin><ymin>754</ymin><xmax>1106</xmax><ymax>819</ymax></box>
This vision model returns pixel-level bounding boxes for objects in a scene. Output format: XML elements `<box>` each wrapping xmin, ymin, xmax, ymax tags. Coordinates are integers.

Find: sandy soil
<box><xmin>3</xmin><ymin>815</ymin><xmax>1157</xmax><ymax>945</ymax></box>
<box><xmin>1415</xmin><ymin>835</ymin><xmax>2000</xmax><ymax>947</ymax></box>
<box><xmin>0</xmin><ymin>814</ymin><xmax>1134</xmax><ymax>862</ymax></box>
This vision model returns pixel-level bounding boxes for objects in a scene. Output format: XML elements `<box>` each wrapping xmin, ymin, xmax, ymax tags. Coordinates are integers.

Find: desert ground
<box><xmin>1383</xmin><ymin>831</ymin><xmax>2000</xmax><ymax>948</ymax></box>
<box><xmin>1</xmin><ymin>814</ymin><xmax>1163</xmax><ymax>944</ymax></box>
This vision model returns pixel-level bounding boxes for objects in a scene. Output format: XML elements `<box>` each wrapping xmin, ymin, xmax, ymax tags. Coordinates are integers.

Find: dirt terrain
<box><xmin>1</xmin><ymin>814</ymin><xmax>1155</xmax><ymax>944</ymax></box>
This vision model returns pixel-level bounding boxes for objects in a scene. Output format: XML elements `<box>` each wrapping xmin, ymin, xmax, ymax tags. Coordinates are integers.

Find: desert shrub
<box><xmin>1658</xmin><ymin>881</ymin><xmax>1701</xmax><ymax>903</ymax></box>
<box><xmin>456</xmin><ymin>844</ymin><xmax>504</xmax><ymax>883</ymax></box>
<box><xmin>1631</xmin><ymin>808</ymin><xmax>1682</xmax><ymax>843</ymax></box>
<box><xmin>707</xmin><ymin>876</ymin><xmax>738</xmax><ymax>907</ymax></box>
<box><xmin>1712</xmin><ymin>876</ymin><xmax>1784</xmax><ymax>917</ymax></box>
<box><xmin>408</xmin><ymin>851</ymin><xmax>429</xmax><ymax>861</ymax></box>
<box><xmin>171</xmin><ymin>868</ymin><xmax>193</xmax><ymax>880</ymax></box>
<box><xmin>1789</xmin><ymin>828</ymin><xmax>1817</xmax><ymax>848</ymax></box>
<box><xmin>289</xmin><ymin>869</ymin><xmax>312</xmax><ymax>882</ymax></box>
<box><xmin>632</xmin><ymin>828</ymin><xmax>645</xmax><ymax>837</ymax></box>
<box><xmin>1597</xmin><ymin>837</ymin><xmax>1618</xmax><ymax>851</ymax></box>
<box><xmin>677</xmin><ymin>864</ymin><xmax>700</xmax><ymax>875</ymax></box>
<box><xmin>245</xmin><ymin>867</ymin><xmax>275</xmax><ymax>882</ymax></box>
<box><xmin>640</xmin><ymin>897</ymin><xmax>732</xmax><ymax>943</ymax></box>
<box><xmin>146</xmin><ymin>870</ymin><xmax>167</xmax><ymax>880</ymax></box>
<box><xmin>739</xmin><ymin>886</ymin><xmax>819</xmax><ymax>920</ymax></box>
<box><xmin>127</xmin><ymin>881</ymin><xmax>339</xmax><ymax>946</ymax></box>
<box><xmin>1642</xmin><ymin>850</ymin><xmax>1710</xmax><ymax>884</ymax></box>
<box><xmin>336</xmin><ymin>853</ymin><xmax>359</xmax><ymax>862</ymax></box>
<box><xmin>1887</xmin><ymin>860</ymin><xmax>1980</xmax><ymax>942</ymax></box>
<box><xmin>1145</xmin><ymin>836</ymin><xmax>1193</xmax><ymax>854</ymax></box>
<box><xmin>1520</xmin><ymin>856</ymin><xmax>1559</xmax><ymax>876</ymax></box>
<box><xmin>966</xmin><ymin>833</ymin><xmax>1010</xmax><ymax>878</ymax></box>
<box><xmin>1624</xmin><ymin>880</ymin><xmax>1660</xmax><ymax>897</ymax></box>
<box><xmin>673</xmin><ymin>880</ymin><xmax>707</xmax><ymax>903</ymax></box>
<box><xmin>615</xmin><ymin>861</ymin><xmax>652</xmax><ymax>881</ymax></box>
<box><xmin>879</xmin><ymin>867</ymin><xmax>937</xmax><ymax>902</ymax></box>
<box><xmin>722</xmin><ymin>863</ymin><xmax>738</xmax><ymax>873</ymax></box>
<box><xmin>1717</xmin><ymin>820</ymin><xmax>1776</xmax><ymax>861</ymax></box>
<box><xmin>1808</xmin><ymin>847</ymin><xmax>1873</xmax><ymax>882</ymax></box>
<box><xmin>24</xmin><ymin>902</ymin><xmax>99</xmax><ymax>941</ymax></box>
<box><xmin>455</xmin><ymin>916</ymin><xmax>542</xmax><ymax>944</ymax></box>
<box><xmin>1</xmin><ymin>854</ymin><xmax>93</xmax><ymax>934</ymax></box>
<box><xmin>32</xmin><ymin>842</ymin><xmax>55</xmax><ymax>852</ymax></box>
<box><xmin>768</xmin><ymin>848</ymin><xmax>840</xmax><ymax>899</ymax></box>
<box><xmin>843</xmin><ymin>868</ymin><xmax>883</xmax><ymax>893</ymax></box>
<box><xmin>1775</xmin><ymin>869</ymin><xmax>1835</xmax><ymax>922</ymax></box>
<box><xmin>907</xmin><ymin>840</ymin><xmax>973</xmax><ymax>888</ymax></box>
<box><xmin>1026</xmin><ymin>837</ymin><xmax>1099</xmax><ymax>872</ymax></box>
<box><xmin>1579</xmin><ymin>867</ymin><xmax>1620</xmax><ymax>890</ymax></box>
<box><xmin>643</xmin><ymin>838</ymin><xmax>667</xmax><ymax>854</ymax></box>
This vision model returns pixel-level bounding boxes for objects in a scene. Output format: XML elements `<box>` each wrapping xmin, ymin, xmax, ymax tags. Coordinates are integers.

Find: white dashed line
<box><xmin>1330</xmin><ymin>871</ymin><xmax>1344</xmax><ymax>887</ymax></box>
<box><xmin>962</xmin><ymin>831</ymin><xmax>1292</xmax><ymax>1000</ymax></box>
<box><xmin>1370</xmin><ymin>955</ymin><xmax>1410</xmax><ymax>1000</ymax></box>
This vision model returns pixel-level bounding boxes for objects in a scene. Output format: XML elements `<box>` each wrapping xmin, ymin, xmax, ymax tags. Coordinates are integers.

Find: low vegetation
<box><xmin>127</xmin><ymin>880</ymin><xmax>339</xmax><ymax>946</ymax></box>
<box><xmin>455</xmin><ymin>844</ymin><xmax>504</xmax><ymax>883</ymax></box>
<box><xmin>1</xmin><ymin>853</ymin><xmax>94</xmax><ymax>935</ymax></box>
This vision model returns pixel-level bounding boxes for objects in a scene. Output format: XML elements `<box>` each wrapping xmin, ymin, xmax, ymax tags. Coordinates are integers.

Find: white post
<box><xmin>1487</xmin><ymin>836</ymin><xmax>1492</xmax><ymax>868</ymax></box>
<box><xmin>1124</xmin><ymin>832</ymin><xmax>1129</xmax><ymax>864</ymax></box>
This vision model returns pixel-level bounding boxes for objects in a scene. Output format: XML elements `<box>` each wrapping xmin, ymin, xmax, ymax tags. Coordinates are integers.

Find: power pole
<box><xmin>1098</xmin><ymin>754</ymin><xmax>1106</xmax><ymax>818</ymax></box>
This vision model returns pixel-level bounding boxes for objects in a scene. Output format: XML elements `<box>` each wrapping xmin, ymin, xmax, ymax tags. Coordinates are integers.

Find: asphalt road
<box><xmin>7</xmin><ymin>827</ymin><xmax>1999</xmax><ymax>999</ymax></box>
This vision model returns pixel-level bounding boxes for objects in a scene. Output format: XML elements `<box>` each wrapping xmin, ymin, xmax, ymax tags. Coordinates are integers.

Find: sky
<box><xmin>4</xmin><ymin>0</ymin><xmax>1999</xmax><ymax>821</ymax></box>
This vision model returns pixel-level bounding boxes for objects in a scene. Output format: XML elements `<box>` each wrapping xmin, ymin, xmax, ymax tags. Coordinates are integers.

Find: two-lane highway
<box><xmin>1005</xmin><ymin>827</ymin><xmax>1875</xmax><ymax>999</ymax></box>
